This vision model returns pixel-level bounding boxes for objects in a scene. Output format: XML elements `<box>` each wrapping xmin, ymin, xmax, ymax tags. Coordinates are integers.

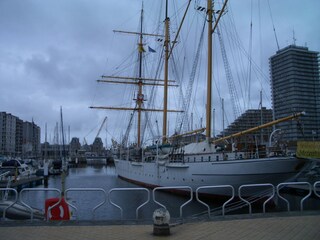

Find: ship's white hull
<box><xmin>114</xmin><ymin>157</ymin><xmax>308</xmax><ymax>197</ymax></box>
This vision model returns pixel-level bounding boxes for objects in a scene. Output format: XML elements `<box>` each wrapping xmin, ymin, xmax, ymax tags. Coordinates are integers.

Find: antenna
<box><xmin>292</xmin><ymin>29</ymin><xmax>297</xmax><ymax>45</ymax></box>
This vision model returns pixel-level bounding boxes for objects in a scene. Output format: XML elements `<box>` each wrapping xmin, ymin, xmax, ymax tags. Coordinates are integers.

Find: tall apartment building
<box><xmin>22</xmin><ymin>121</ymin><xmax>41</xmax><ymax>158</ymax></box>
<box><xmin>0</xmin><ymin>112</ymin><xmax>41</xmax><ymax>157</ymax></box>
<box><xmin>270</xmin><ymin>45</ymin><xmax>320</xmax><ymax>141</ymax></box>
<box><xmin>0</xmin><ymin>112</ymin><xmax>17</xmax><ymax>156</ymax></box>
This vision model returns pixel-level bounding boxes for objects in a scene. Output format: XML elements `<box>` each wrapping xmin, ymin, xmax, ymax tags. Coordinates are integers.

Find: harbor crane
<box><xmin>95</xmin><ymin>116</ymin><xmax>108</xmax><ymax>139</ymax></box>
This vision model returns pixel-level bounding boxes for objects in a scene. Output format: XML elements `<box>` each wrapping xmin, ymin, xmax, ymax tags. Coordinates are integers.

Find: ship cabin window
<box><xmin>187</xmin><ymin>157</ymin><xmax>190</xmax><ymax>162</ymax></box>
<box><xmin>201</xmin><ymin>156</ymin><xmax>203</xmax><ymax>162</ymax></box>
<box><xmin>194</xmin><ymin>157</ymin><xmax>196</xmax><ymax>162</ymax></box>
<box><xmin>208</xmin><ymin>156</ymin><xmax>211</xmax><ymax>162</ymax></box>
<box><xmin>239</xmin><ymin>154</ymin><xmax>243</xmax><ymax>159</ymax></box>
<box><xmin>216</xmin><ymin>156</ymin><xmax>219</xmax><ymax>161</ymax></box>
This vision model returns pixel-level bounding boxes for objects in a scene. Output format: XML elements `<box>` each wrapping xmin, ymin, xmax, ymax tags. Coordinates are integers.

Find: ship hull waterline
<box><xmin>114</xmin><ymin>157</ymin><xmax>309</xmax><ymax>199</ymax></box>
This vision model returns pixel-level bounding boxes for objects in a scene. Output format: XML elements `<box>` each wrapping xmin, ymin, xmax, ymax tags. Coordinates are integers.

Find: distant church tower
<box><xmin>269</xmin><ymin>45</ymin><xmax>320</xmax><ymax>141</ymax></box>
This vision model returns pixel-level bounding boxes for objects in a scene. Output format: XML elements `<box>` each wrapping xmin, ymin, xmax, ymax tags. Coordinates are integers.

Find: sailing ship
<box><xmin>91</xmin><ymin>0</ymin><xmax>310</xmax><ymax>198</ymax></box>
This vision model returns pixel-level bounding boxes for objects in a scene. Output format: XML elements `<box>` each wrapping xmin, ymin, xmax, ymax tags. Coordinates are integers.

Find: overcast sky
<box><xmin>1</xmin><ymin>0</ymin><xmax>319</xmax><ymax>146</ymax></box>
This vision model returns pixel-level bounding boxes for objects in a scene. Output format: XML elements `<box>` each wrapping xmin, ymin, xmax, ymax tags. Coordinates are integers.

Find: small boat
<box><xmin>0</xmin><ymin>159</ymin><xmax>35</xmax><ymax>180</ymax></box>
<box><xmin>0</xmin><ymin>200</ymin><xmax>44</xmax><ymax>220</ymax></box>
<box><xmin>49</xmin><ymin>159</ymin><xmax>63</xmax><ymax>175</ymax></box>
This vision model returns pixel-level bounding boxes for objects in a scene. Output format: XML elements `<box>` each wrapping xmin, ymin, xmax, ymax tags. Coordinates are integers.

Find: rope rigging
<box><xmin>176</xmin><ymin>17</ymin><xmax>206</xmax><ymax>134</ymax></box>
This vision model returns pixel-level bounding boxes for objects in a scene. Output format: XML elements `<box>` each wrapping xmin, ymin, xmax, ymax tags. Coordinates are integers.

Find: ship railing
<box><xmin>108</xmin><ymin>187</ymin><xmax>150</xmax><ymax>220</ymax></box>
<box><xmin>65</xmin><ymin>188</ymin><xmax>107</xmax><ymax>220</ymax></box>
<box><xmin>20</xmin><ymin>188</ymin><xmax>62</xmax><ymax>221</ymax></box>
<box><xmin>195</xmin><ymin>185</ymin><xmax>235</xmax><ymax>217</ymax></box>
<box><xmin>153</xmin><ymin>186</ymin><xmax>193</xmax><ymax>218</ymax></box>
<box><xmin>276</xmin><ymin>182</ymin><xmax>313</xmax><ymax>211</ymax></box>
<box><xmin>238</xmin><ymin>183</ymin><xmax>275</xmax><ymax>214</ymax></box>
<box><xmin>0</xmin><ymin>187</ymin><xmax>18</xmax><ymax>219</ymax></box>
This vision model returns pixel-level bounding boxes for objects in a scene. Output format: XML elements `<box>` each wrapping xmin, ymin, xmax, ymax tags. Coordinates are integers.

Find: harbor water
<box><xmin>17</xmin><ymin>166</ymin><xmax>320</xmax><ymax>221</ymax></box>
<box><xmin>20</xmin><ymin>166</ymin><xmax>207</xmax><ymax>220</ymax></box>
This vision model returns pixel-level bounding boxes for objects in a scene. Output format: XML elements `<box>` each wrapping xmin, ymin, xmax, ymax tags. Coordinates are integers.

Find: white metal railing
<box><xmin>153</xmin><ymin>186</ymin><xmax>193</xmax><ymax>218</ymax></box>
<box><xmin>0</xmin><ymin>188</ymin><xmax>18</xmax><ymax>219</ymax></box>
<box><xmin>0</xmin><ymin>181</ymin><xmax>319</xmax><ymax>222</ymax></box>
<box><xmin>65</xmin><ymin>188</ymin><xmax>107</xmax><ymax>220</ymax></box>
<box><xmin>276</xmin><ymin>182</ymin><xmax>312</xmax><ymax>211</ymax></box>
<box><xmin>108</xmin><ymin>187</ymin><xmax>150</xmax><ymax>219</ymax></box>
<box><xmin>195</xmin><ymin>185</ymin><xmax>235</xmax><ymax>217</ymax></box>
<box><xmin>19</xmin><ymin>188</ymin><xmax>61</xmax><ymax>221</ymax></box>
<box><xmin>314</xmin><ymin>181</ymin><xmax>320</xmax><ymax>199</ymax></box>
<box><xmin>238</xmin><ymin>183</ymin><xmax>275</xmax><ymax>214</ymax></box>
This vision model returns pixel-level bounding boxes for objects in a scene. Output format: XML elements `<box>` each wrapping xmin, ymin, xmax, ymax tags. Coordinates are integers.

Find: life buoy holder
<box><xmin>45</xmin><ymin>197</ymin><xmax>70</xmax><ymax>220</ymax></box>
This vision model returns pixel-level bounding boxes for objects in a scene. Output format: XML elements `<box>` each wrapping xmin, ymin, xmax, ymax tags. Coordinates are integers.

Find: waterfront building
<box><xmin>0</xmin><ymin>112</ymin><xmax>17</xmax><ymax>156</ymax></box>
<box><xmin>220</xmin><ymin>107</ymin><xmax>273</xmax><ymax>146</ymax></box>
<box><xmin>70</xmin><ymin>137</ymin><xmax>81</xmax><ymax>156</ymax></box>
<box><xmin>0</xmin><ymin>112</ymin><xmax>41</xmax><ymax>158</ymax></box>
<box><xmin>40</xmin><ymin>143</ymin><xmax>69</xmax><ymax>160</ymax></box>
<box><xmin>91</xmin><ymin>137</ymin><xmax>104</xmax><ymax>155</ymax></box>
<box><xmin>69</xmin><ymin>137</ymin><xmax>83</xmax><ymax>162</ymax></box>
<box><xmin>22</xmin><ymin>121</ymin><xmax>41</xmax><ymax>158</ymax></box>
<box><xmin>270</xmin><ymin>45</ymin><xmax>320</xmax><ymax>141</ymax></box>
<box><xmin>15</xmin><ymin>118</ymin><xmax>23</xmax><ymax>155</ymax></box>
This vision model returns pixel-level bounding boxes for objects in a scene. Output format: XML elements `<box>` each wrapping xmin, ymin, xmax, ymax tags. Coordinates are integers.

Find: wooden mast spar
<box><xmin>206</xmin><ymin>0</ymin><xmax>229</xmax><ymax>141</ymax></box>
<box><xmin>212</xmin><ymin>111</ymin><xmax>306</xmax><ymax>144</ymax></box>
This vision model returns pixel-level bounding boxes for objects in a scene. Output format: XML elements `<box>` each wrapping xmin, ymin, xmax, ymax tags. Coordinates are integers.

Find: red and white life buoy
<box><xmin>45</xmin><ymin>197</ymin><xmax>70</xmax><ymax>220</ymax></box>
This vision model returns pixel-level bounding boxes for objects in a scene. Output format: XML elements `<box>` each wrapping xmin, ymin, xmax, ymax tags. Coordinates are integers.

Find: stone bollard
<box><xmin>153</xmin><ymin>208</ymin><xmax>170</xmax><ymax>236</ymax></box>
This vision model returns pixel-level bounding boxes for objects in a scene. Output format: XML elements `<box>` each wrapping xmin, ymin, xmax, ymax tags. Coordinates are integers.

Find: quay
<box><xmin>1</xmin><ymin>212</ymin><xmax>319</xmax><ymax>240</ymax></box>
<box><xmin>0</xmin><ymin>176</ymin><xmax>43</xmax><ymax>190</ymax></box>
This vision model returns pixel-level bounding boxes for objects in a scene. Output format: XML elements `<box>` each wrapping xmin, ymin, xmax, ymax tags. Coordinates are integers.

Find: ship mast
<box><xmin>206</xmin><ymin>0</ymin><xmax>213</xmax><ymax>140</ymax></box>
<box><xmin>137</xmin><ymin>5</ymin><xmax>144</xmax><ymax>147</ymax></box>
<box><xmin>162</xmin><ymin>0</ymin><xmax>170</xmax><ymax>144</ymax></box>
<box><xmin>90</xmin><ymin>2</ymin><xmax>184</xmax><ymax>148</ymax></box>
<box><xmin>206</xmin><ymin>0</ymin><xmax>229</xmax><ymax>140</ymax></box>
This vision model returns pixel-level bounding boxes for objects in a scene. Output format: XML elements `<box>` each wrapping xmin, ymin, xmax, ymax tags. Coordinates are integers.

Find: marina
<box><xmin>0</xmin><ymin>0</ymin><xmax>320</xmax><ymax>238</ymax></box>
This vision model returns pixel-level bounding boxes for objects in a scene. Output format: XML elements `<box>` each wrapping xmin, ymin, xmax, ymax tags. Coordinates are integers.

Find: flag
<box><xmin>148</xmin><ymin>46</ymin><xmax>156</xmax><ymax>53</ymax></box>
<box><xmin>138</xmin><ymin>43</ymin><xmax>145</xmax><ymax>53</ymax></box>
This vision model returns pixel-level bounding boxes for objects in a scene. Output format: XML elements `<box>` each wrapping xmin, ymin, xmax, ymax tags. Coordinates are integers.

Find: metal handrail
<box><xmin>0</xmin><ymin>188</ymin><xmax>18</xmax><ymax>219</ymax></box>
<box><xmin>153</xmin><ymin>186</ymin><xmax>193</xmax><ymax>218</ymax></box>
<box><xmin>19</xmin><ymin>188</ymin><xmax>61</xmax><ymax>221</ymax></box>
<box><xmin>64</xmin><ymin>188</ymin><xmax>107</xmax><ymax>220</ymax></box>
<box><xmin>196</xmin><ymin>185</ymin><xmax>234</xmax><ymax>217</ymax></box>
<box><xmin>108</xmin><ymin>188</ymin><xmax>150</xmax><ymax>219</ymax></box>
<box><xmin>238</xmin><ymin>183</ymin><xmax>275</xmax><ymax>214</ymax></box>
<box><xmin>314</xmin><ymin>181</ymin><xmax>320</xmax><ymax>199</ymax></box>
<box><xmin>277</xmin><ymin>182</ymin><xmax>312</xmax><ymax>211</ymax></box>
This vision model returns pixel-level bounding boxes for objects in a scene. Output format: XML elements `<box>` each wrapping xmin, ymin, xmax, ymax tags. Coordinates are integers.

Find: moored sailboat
<box><xmin>91</xmin><ymin>0</ymin><xmax>310</xmax><ymax>198</ymax></box>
